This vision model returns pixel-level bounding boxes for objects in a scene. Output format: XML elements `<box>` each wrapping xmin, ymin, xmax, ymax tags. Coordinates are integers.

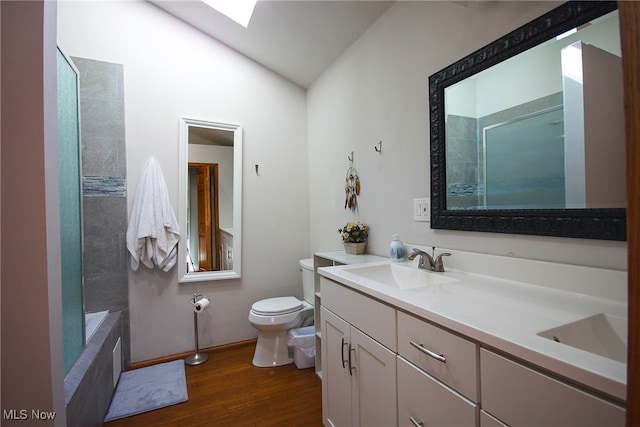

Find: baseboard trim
<box><xmin>128</xmin><ymin>338</ymin><xmax>258</xmax><ymax>370</ymax></box>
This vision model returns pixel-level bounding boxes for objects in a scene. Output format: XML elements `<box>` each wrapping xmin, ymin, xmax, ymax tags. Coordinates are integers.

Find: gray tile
<box><xmin>72</xmin><ymin>57</ymin><xmax>131</xmax><ymax>384</ymax></box>
<box><xmin>81</xmin><ymin>136</ymin><xmax>125</xmax><ymax>177</ymax></box>
<box><xmin>83</xmin><ymin>272</ymin><xmax>128</xmax><ymax>314</ymax></box>
<box><xmin>83</xmin><ymin>236</ymin><xmax>126</xmax><ymax>276</ymax></box>
<box><xmin>72</xmin><ymin>57</ymin><xmax>124</xmax><ymax>103</ymax></box>
<box><xmin>79</xmin><ymin>96</ymin><xmax>125</xmax><ymax>142</ymax></box>
<box><xmin>82</xmin><ymin>196</ymin><xmax>127</xmax><ymax>236</ymax></box>
<box><xmin>83</xmin><ymin>176</ymin><xmax>126</xmax><ymax>197</ymax></box>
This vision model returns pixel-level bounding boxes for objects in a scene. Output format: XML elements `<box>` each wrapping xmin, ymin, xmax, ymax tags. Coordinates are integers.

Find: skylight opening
<box><xmin>202</xmin><ymin>0</ymin><xmax>257</xmax><ymax>28</ymax></box>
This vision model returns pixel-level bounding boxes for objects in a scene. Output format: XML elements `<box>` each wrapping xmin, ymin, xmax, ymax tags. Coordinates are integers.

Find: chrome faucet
<box><xmin>408</xmin><ymin>247</ymin><xmax>451</xmax><ymax>272</ymax></box>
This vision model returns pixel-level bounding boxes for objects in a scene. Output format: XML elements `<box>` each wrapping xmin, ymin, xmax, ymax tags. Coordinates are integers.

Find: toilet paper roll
<box><xmin>194</xmin><ymin>297</ymin><xmax>209</xmax><ymax>313</ymax></box>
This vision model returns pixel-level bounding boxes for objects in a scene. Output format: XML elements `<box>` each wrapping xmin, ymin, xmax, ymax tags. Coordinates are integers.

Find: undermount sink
<box><xmin>537</xmin><ymin>313</ymin><xmax>627</xmax><ymax>363</ymax></box>
<box><xmin>343</xmin><ymin>263</ymin><xmax>458</xmax><ymax>290</ymax></box>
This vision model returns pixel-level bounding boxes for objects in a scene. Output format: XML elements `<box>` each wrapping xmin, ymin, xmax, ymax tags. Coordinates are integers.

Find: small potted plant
<box><xmin>338</xmin><ymin>221</ymin><xmax>369</xmax><ymax>255</ymax></box>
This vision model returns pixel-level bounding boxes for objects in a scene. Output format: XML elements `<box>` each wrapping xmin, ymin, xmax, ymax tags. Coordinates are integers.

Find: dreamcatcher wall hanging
<box><xmin>345</xmin><ymin>151</ymin><xmax>360</xmax><ymax>212</ymax></box>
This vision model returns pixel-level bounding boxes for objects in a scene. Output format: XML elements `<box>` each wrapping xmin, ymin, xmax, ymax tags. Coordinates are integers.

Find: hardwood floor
<box><xmin>104</xmin><ymin>341</ymin><xmax>323</xmax><ymax>427</ymax></box>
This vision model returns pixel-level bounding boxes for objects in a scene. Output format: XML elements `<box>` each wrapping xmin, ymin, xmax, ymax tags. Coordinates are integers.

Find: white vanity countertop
<box><xmin>318</xmin><ymin>258</ymin><xmax>627</xmax><ymax>402</ymax></box>
<box><xmin>315</xmin><ymin>250</ymin><xmax>387</xmax><ymax>265</ymax></box>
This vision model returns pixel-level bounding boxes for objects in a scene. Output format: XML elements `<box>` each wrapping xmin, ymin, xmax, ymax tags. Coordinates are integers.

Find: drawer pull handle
<box><xmin>410</xmin><ymin>340</ymin><xmax>446</xmax><ymax>363</ymax></box>
<box><xmin>348</xmin><ymin>344</ymin><xmax>355</xmax><ymax>375</ymax></box>
<box><xmin>409</xmin><ymin>416</ymin><xmax>424</xmax><ymax>427</ymax></box>
<box><xmin>341</xmin><ymin>338</ymin><xmax>348</xmax><ymax>369</ymax></box>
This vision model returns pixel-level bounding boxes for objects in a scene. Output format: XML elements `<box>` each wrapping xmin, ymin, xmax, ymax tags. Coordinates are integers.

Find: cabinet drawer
<box><xmin>398</xmin><ymin>356</ymin><xmax>477</xmax><ymax>427</ymax></box>
<box><xmin>480</xmin><ymin>410</ymin><xmax>507</xmax><ymax>427</ymax></box>
<box><xmin>480</xmin><ymin>348</ymin><xmax>625</xmax><ymax>427</ymax></box>
<box><xmin>398</xmin><ymin>311</ymin><xmax>478</xmax><ymax>401</ymax></box>
<box><xmin>321</xmin><ymin>277</ymin><xmax>396</xmax><ymax>350</ymax></box>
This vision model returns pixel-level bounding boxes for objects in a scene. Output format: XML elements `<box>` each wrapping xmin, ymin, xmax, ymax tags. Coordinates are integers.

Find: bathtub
<box><xmin>66</xmin><ymin>310</ymin><xmax>122</xmax><ymax>427</ymax></box>
<box><xmin>85</xmin><ymin>310</ymin><xmax>109</xmax><ymax>343</ymax></box>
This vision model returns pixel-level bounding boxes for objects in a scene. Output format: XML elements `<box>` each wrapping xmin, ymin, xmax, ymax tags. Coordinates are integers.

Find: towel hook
<box><xmin>374</xmin><ymin>141</ymin><xmax>382</xmax><ymax>153</ymax></box>
<box><xmin>255</xmin><ymin>164</ymin><xmax>259</xmax><ymax>175</ymax></box>
<box><xmin>348</xmin><ymin>151</ymin><xmax>354</xmax><ymax>164</ymax></box>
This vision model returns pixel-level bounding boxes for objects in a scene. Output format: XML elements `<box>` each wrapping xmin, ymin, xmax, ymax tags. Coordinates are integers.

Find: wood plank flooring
<box><xmin>104</xmin><ymin>341</ymin><xmax>323</xmax><ymax>427</ymax></box>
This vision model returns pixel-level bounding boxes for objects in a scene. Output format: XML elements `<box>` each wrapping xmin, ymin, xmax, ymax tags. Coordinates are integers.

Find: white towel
<box><xmin>126</xmin><ymin>157</ymin><xmax>180</xmax><ymax>272</ymax></box>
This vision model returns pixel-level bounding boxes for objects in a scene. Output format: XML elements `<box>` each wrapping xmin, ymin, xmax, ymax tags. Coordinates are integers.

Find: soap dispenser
<box><xmin>389</xmin><ymin>234</ymin><xmax>405</xmax><ymax>262</ymax></box>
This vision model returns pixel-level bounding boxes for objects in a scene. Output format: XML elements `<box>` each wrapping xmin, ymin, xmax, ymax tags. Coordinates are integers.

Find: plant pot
<box><xmin>343</xmin><ymin>242</ymin><xmax>367</xmax><ymax>255</ymax></box>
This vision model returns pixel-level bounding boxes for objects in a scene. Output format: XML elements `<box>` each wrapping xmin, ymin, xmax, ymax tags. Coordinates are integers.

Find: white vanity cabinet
<box><xmin>398</xmin><ymin>356</ymin><xmax>477</xmax><ymax>427</ymax></box>
<box><xmin>314</xmin><ymin>252</ymin><xmax>388</xmax><ymax>379</ymax></box>
<box><xmin>397</xmin><ymin>311</ymin><xmax>478</xmax><ymax>401</ymax></box>
<box><xmin>480</xmin><ymin>410</ymin><xmax>508</xmax><ymax>427</ymax></box>
<box><xmin>320</xmin><ymin>277</ymin><xmax>397</xmax><ymax>427</ymax></box>
<box><xmin>480</xmin><ymin>349</ymin><xmax>625</xmax><ymax>427</ymax></box>
<box><xmin>397</xmin><ymin>311</ymin><xmax>478</xmax><ymax>426</ymax></box>
<box><xmin>318</xmin><ymin>253</ymin><xmax>627</xmax><ymax>427</ymax></box>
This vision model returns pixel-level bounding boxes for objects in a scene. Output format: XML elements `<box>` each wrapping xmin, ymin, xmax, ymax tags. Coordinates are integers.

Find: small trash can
<box><xmin>287</xmin><ymin>326</ymin><xmax>316</xmax><ymax>369</ymax></box>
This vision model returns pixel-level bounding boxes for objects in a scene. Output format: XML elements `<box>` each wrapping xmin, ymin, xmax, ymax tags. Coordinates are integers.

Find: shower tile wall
<box><xmin>446</xmin><ymin>114</ymin><xmax>482</xmax><ymax>209</ymax></box>
<box><xmin>73</xmin><ymin>57</ymin><xmax>130</xmax><ymax>368</ymax></box>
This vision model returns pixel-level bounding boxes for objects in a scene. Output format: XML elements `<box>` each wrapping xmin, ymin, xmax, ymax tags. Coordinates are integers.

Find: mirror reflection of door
<box><xmin>186</xmin><ymin>124</ymin><xmax>235</xmax><ymax>273</ymax></box>
<box><xmin>188</xmin><ymin>163</ymin><xmax>220</xmax><ymax>271</ymax></box>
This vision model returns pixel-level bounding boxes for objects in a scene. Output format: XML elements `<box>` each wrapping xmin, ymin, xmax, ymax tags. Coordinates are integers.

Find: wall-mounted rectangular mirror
<box><xmin>429</xmin><ymin>1</ymin><xmax>626</xmax><ymax>241</ymax></box>
<box><xmin>178</xmin><ymin>117</ymin><xmax>242</xmax><ymax>282</ymax></box>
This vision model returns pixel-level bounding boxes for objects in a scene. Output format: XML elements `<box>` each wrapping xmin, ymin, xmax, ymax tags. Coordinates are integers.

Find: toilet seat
<box><xmin>251</xmin><ymin>296</ymin><xmax>303</xmax><ymax>316</ymax></box>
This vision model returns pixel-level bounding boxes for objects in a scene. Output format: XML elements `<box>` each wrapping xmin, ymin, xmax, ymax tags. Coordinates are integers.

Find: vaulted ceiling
<box><xmin>148</xmin><ymin>1</ymin><xmax>395</xmax><ymax>88</ymax></box>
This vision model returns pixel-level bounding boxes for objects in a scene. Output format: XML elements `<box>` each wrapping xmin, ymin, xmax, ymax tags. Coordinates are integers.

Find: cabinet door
<box><xmin>398</xmin><ymin>357</ymin><xmax>477</xmax><ymax>427</ymax></box>
<box><xmin>351</xmin><ymin>327</ymin><xmax>397</xmax><ymax>427</ymax></box>
<box><xmin>321</xmin><ymin>307</ymin><xmax>352</xmax><ymax>427</ymax></box>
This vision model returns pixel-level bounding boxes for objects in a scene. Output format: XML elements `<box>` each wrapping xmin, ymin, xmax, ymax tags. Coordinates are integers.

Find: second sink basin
<box><xmin>537</xmin><ymin>313</ymin><xmax>627</xmax><ymax>363</ymax></box>
<box><xmin>342</xmin><ymin>263</ymin><xmax>458</xmax><ymax>290</ymax></box>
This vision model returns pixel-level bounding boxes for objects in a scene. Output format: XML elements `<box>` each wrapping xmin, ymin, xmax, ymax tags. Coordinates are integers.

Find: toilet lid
<box><xmin>251</xmin><ymin>297</ymin><xmax>303</xmax><ymax>316</ymax></box>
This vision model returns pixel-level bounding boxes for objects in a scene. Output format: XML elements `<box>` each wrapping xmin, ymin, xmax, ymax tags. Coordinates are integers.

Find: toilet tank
<box><xmin>299</xmin><ymin>258</ymin><xmax>314</xmax><ymax>305</ymax></box>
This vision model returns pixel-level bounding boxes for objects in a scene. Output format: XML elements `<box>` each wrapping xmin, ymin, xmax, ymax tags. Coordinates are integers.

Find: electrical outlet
<box><xmin>413</xmin><ymin>198</ymin><xmax>430</xmax><ymax>222</ymax></box>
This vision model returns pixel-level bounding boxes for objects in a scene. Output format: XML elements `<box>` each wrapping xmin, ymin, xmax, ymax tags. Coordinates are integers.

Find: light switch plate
<box><xmin>413</xmin><ymin>198</ymin><xmax>430</xmax><ymax>222</ymax></box>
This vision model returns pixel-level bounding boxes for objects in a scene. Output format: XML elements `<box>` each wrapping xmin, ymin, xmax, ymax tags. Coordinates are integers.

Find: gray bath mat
<box><xmin>105</xmin><ymin>359</ymin><xmax>188</xmax><ymax>422</ymax></box>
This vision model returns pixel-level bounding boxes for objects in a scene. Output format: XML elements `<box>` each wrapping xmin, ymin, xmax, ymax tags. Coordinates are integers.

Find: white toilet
<box><xmin>249</xmin><ymin>258</ymin><xmax>315</xmax><ymax>367</ymax></box>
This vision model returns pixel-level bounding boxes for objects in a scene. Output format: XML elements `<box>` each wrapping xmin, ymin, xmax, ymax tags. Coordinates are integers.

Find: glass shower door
<box><xmin>57</xmin><ymin>47</ymin><xmax>84</xmax><ymax>375</ymax></box>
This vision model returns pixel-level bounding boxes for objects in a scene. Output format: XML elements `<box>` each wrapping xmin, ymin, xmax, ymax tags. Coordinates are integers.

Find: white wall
<box><xmin>308</xmin><ymin>1</ymin><xmax>627</xmax><ymax>270</ymax></box>
<box><xmin>58</xmin><ymin>1</ymin><xmax>310</xmax><ymax>362</ymax></box>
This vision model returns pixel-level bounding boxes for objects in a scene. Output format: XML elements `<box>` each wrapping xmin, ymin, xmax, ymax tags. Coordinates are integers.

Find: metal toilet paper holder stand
<box><xmin>185</xmin><ymin>293</ymin><xmax>210</xmax><ymax>366</ymax></box>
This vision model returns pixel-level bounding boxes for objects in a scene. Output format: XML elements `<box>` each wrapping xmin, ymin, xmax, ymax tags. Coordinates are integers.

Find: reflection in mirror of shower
<box><xmin>484</xmin><ymin>107</ymin><xmax>566</xmax><ymax>209</ymax></box>
<box><xmin>445</xmin><ymin>99</ymin><xmax>566</xmax><ymax>210</ymax></box>
<box><xmin>85</xmin><ymin>310</ymin><xmax>109</xmax><ymax>343</ymax></box>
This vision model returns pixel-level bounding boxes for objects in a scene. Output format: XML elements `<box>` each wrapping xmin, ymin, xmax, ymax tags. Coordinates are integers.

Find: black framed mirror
<box><xmin>429</xmin><ymin>1</ymin><xmax>626</xmax><ymax>241</ymax></box>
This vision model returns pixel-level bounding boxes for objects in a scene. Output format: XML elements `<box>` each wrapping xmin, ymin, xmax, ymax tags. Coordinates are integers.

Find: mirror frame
<box><xmin>429</xmin><ymin>0</ymin><xmax>626</xmax><ymax>241</ymax></box>
<box><xmin>178</xmin><ymin>117</ymin><xmax>243</xmax><ymax>282</ymax></box>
